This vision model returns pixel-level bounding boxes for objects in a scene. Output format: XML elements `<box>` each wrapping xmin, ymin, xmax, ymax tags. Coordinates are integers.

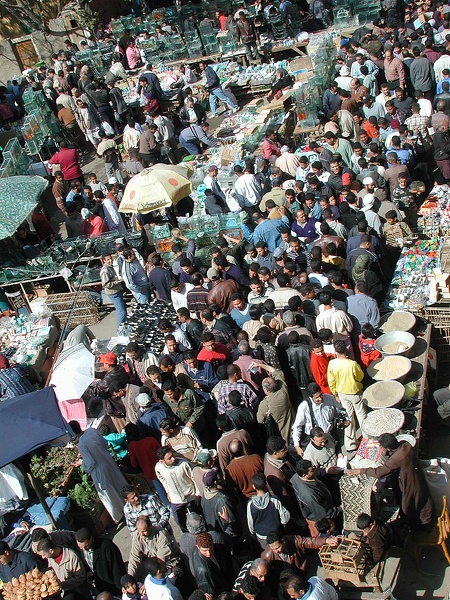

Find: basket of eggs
<box><xmin>1</xmin><ymin>568</ymin><xmax>60</xmax><ymax>600</ymax></box>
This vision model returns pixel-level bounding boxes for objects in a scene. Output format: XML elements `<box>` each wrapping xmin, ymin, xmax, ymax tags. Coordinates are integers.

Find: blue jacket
<box><xmin>204</xmin><ymin>66</ymin><xmax>220</xmax><ymax>90</ymax></box>
<box><xmin>137</xmin><ymin>403</ymin><xmax>173</xmax><ymax>437</ymax></box>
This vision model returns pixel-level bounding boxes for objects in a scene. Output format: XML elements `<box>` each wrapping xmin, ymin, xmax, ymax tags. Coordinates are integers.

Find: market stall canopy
<box><xmin>49</xmin><ymin>343</ymin><xmax>95</xmax><ymax>403</ymax></box>
<box><xmin>0</xmin><ymin>387</ymin><xmax>71</xmax><ymax>469</ymax></box>
<box><xmin>0</xmin><ymin>175</ymin><xmax>48</xmax><ymax>240</ymax></box>
<box><xmin>119</xmin><ymin>165</ymin><xmax>193</xmax><ymax>214</ymax></box>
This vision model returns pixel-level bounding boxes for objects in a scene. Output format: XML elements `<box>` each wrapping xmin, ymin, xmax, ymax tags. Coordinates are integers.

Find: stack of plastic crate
<box><xmin>332</xmin><ymin>0</ymin><xmax>354</xmax><ymax>29</ymax></box>
<box><xmin>2</xmin><ymin>138</ymin><xmax>30</xmax><ymax>175</ymax></box>
<box><xmin>355</xmin><ymin>0</ymin><xmax>381</xmax><ymax>25</ymax></box>
<box><xmin>185</xmin><ymin>31</ymin><xmax>204</xmax><ymax>58</ymax></box>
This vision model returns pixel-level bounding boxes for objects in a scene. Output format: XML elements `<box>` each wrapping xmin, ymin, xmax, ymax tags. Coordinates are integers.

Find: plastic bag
<box><xmin>420</xmin><ymin>458</ymin><xmax>450</xmax><ymax>514</ymax></box>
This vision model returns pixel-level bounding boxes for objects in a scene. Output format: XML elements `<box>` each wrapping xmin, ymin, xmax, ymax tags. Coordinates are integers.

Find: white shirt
<box><xmin>292</xmin><ymin>395</ymin><xmax>339</xmax><ymax>446</ymax></box>
<box><xmin>334</xmin><ymin>76</ymin><xmax>352</xmax><ymax>91</ymax></box>
<box><xmin>375</xmin><ymin>91</ymin><xmax>394</xmax><ymax>107</ymax></box>
<box><xmin>233</xmin><ymin>173</ymin><xmax>262</xmax><ymax>207</ymax></box>
<box><xmin>171</xmin><ymin>283</ymin><xmax>194</xmax><ymax>312</ymax></box>
<box><xmin>144</xmin><ymin>575</ymin><xmax>183</xmax><ymax>600</ymax></box>
<box><xmin>418</xmin><ymin>97</ymin><xmax>433</xmax><ymax>117</ymax></box>
<box><xmin>315</xmin><ymin>306</ymin><xmax>353</xmax><ymax>340</ymax></box>
<box><xmin>434</xmin><ymin>54</ymin><xmax>450</xmax><ymax>81</ymax></box>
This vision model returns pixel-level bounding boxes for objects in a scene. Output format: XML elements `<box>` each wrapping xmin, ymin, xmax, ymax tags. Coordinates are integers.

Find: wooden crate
<box><xmin>320</xmin><ymin>539</ymin><xmax>366</xmax><ymax>585</ymax></box>
<box><xmin>412</xmin><ymin>306</ymin><xmax>450</xmax><ymax>363</ymax></box>
<box><xmin>43</xmin><ymin>291</ymin><xmax>99</xmax><ymax>328</ymax></box>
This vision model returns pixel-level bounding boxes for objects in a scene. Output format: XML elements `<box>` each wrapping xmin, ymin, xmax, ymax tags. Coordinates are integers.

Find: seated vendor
<box><xmin>355</xmin><ymin>513</ymin><xmax>392</xmax><ymax>565</ymax></box>
<box><xmin>0</xmin><ymin>541</ymin><xmax>38</xmax><ymax>583</ymax></box>
<box><xmin>267</xmin><ymin>68</ymin><xmax>294</xmax><ymax>103</ymax></box>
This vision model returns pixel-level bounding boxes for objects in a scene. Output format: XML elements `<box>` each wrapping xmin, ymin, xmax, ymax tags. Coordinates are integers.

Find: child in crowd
<box><xmin>317</xmin><ymin>328</ymin><xmax>336</xmax><ymax>358</ymax></box>
<box><xmin>323</xmin><ymin>242</ymin><xmax>346</xmax><ymax>272</ymax></box>
<box><xmin>355</xmin><ymin>513</ymin><xmax>391</xmax><ymax>566</ymax></box>
<box><xmin>358</xmin><ymin>323</ymin><xmax>381</xmax><ymax>368</ymax></box>
<box><xmin>121</xmin><ymin>574</ymin><xmax>147</xmax><ymax>600</ymax></box>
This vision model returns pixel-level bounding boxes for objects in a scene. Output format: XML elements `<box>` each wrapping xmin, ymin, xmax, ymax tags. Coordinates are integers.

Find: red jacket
<box><xmin>310</xmin><ymin>352</ymin><xmax>332</xmax><ymax>395</ymax></box>
<box><xmin>358</xmin><ymin>336</ymin><xmax>382</xmax><ymax>367</ymax></box>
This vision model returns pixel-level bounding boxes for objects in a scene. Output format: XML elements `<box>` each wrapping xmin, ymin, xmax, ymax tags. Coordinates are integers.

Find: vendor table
<box><xmin>293</xmin><ymin>122</ymin><xmax>320</xmax><ymax>145</ymax></box>
<box><xmin>408</xmin><ymin>324</ymin><xmax>432</xmax><ymax>442</ymax></box>
<box><xmin>270</xmin><ymin>41</ymin><xmax>309</xmax><ymax>56</ymax></box>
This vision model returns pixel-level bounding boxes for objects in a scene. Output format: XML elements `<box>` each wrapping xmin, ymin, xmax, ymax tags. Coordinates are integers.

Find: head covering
<box><xmin>135</xmin><ymin>393</ymin><xmax>151</xmax><ymax>407</ymax></box>
<box><xmin>207</xmin><ymin>267</ymin><xmax>220</xmax><ymax>279</ymax></box>
<box><xmin>209</xmin><ymin>165</ymin><xmax>218</xmax><ymax>172</ymax></box>
<box><xmin>0</xmin><ymin>355</ymin><xmax>10</xmax><ymax>370</ymax></box>
<box><xmin>391</xmin><ymin>119</ymin><xmax>400</xmax><ymax>130</ymax></box>
<box><xmin>108</xmin><ymin>177</ymin><xmax>117</xmax><ymax>185</ymax></box>
<box><xmin>362</xmin><ymin>95</ymin><xmax>371</xmax><ymax>104</ymax></box>
<box><xmin>197</xmin><ymin>452</ymin><xmax>212</xmax><ymax>467</ymax></box>
<box><xmin>280</xmin><ymin>145</ymin><xmax>290</xmax><ymax>153</ymax></box>
<box><xmin>362</xmin><ymin>194</ymin><xmax>375</xmax><ymax>210</ymax></box>
<box><xmin>80</xmin><ymin>208</ymin><xmax>92</xmax><ymax>220</ymax></box>
<box><xmin>203</xmin><ymin>467</ymin><xmax>219</xmax><ymax>487</ymax></box>
<box><xmin>99</xmin><ymin>352</ymin><xmax>117</xmax><ymax>365</ymax></box>
<box><xmin>340</xmin><ymin>65</ymin><xmax>350</xmax><ymax>76</ymax></box>
<box><xmin>352</xmin><ymin>254</ymin><xmax>371</xmax><ymax>282</ymax></box>
<box><xmin>362</xmin><ymin>177</ymin><xmax>374</xmax><ymax>185</ymax></box>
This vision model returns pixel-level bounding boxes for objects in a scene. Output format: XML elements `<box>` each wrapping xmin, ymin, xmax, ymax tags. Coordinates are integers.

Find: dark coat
<box><xmin>91</xmin><ymin>538</ymin><xmax>126</xmax><ymax>594</ymax></box>
<box><xmin>191</xmin><ymin>548</ymin><xmax>227</xmax><ymax>595</ymax></box>
<box><xmin>179</xmin><ymin>104</ymin><xmax>207</xmax><ymax>127</ymax></box>
<box><xmin>363</xmin><ymin>441</ymin><xmax>434</xmax><ymax>528</ymax></box>
<box><xmin>285</xmin><ymin>343</ymin><xmax>313</xmax><ymax>388</ymax></box>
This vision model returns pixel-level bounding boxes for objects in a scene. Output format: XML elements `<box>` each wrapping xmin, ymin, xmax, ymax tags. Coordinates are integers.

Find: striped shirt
<box><xmin>124</xmin><ymin>494</ymin><xmax>171</xmax><ymax>533</ymax></box>
<box><xmin>0</xmin><ymin>366</ymin><xmax>35</xmax><ymax>400</ymax></box>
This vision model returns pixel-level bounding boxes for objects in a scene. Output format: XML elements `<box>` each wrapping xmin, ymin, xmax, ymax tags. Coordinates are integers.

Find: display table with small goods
<box><xmin>0</xmin><ymin>313</ymin><xmax>59</xmax><ymax>375</ymax></box>
<box><xmin>384</xmin><ymin>240</ymin><xmax>440</xmax><ymax>311</ymax></box>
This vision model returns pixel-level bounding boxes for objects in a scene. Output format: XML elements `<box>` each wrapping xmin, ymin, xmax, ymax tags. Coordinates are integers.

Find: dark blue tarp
<box><xmin>0</xmin><ymin>387</ymin><xmax>70</xmax><ymax>468</ymax></box>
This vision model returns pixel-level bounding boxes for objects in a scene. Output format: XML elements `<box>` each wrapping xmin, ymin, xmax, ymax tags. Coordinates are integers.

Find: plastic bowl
<box><xmin>375</xmin><ymin>331</ymin><xmax>416</xmax><ymax>357</ymax></box>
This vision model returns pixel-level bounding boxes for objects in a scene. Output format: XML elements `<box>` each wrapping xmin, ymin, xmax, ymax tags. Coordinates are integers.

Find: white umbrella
<box><xmin>49</xmin><ymin>343</ymin><xmax>95</xmax><ymax>402</ymax></box>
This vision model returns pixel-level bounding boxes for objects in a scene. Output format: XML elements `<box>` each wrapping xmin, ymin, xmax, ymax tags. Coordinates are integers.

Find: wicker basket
<box><xmin>43</xmin><ymin>292</ymin><xmax>99</xmax><ymax>328</ymax></box>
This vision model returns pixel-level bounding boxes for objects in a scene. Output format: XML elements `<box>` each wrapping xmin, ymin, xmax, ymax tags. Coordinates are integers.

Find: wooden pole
<box><xmin>16</xmin><ymin>459</ymin><xmax>60</xmax><ymax>531</ymax></box>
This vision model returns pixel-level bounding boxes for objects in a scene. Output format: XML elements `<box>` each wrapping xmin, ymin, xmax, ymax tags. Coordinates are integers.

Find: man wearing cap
<box><xmin>335</xmin><ymin>65</ymin><xmax>352</xmax><ymax>91</ymax></box>
<box><xmin>201</xmin><ymin>469</ymin><xmax>240</xmax><ymax>537</ymax></box>
<box><xmin>80</xmin><ymin>208</ymin><xmax>108</xmax><ymax>238</ymax></box>
<box><xmin>204</xmin><ymin>165</ymin><xmax>227</xmax><ymax>206</ymax></box>
<box><xmin>360</xmin><ymin>194</ymin><xmax>382</xmax><ymax>235</ymax></box>
<box><xmin>0</xmin><ymin>355</ymin><xmax>36</xmax><ymax>400</ymax></box>
<box><xmin>275</xmin><ymin>146</ymin><xmax>302</xmax><ymax>178</ymax></box>
<box><xmin>136</xmin><ymin>391</ymin><xmax>174</xmax><ymax>438</ymax></box>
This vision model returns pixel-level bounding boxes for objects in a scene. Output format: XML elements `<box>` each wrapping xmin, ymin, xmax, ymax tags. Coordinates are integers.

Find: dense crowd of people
<box><xmin>3</xmin><ymin>0</ymin><xmax>450</xmax><ymax>598</ymax></box>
